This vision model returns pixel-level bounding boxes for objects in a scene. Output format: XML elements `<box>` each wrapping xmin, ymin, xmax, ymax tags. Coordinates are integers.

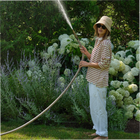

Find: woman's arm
<box><xmin>79</xmin><ymin>61</ymin><xmax>100</xmax><ymax>68</ymax></box>
<box><xmin>80</xmin><ymin>46</ymin><xmax>91</xmax><ymax>60</ymax></box>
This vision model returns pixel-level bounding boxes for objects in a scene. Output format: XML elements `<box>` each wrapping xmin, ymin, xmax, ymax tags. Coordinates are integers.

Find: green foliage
<box><xmin>0</xmin><ymin>1</ymin><xmax>100</xmax><ymax>64</ymax></box>
<box><xmin>106</xmin><ymin>98</ymin><xmax>128</xmax><ymax>131</ymax></box>
<box><xmin>97</xmin><ymin>0</ymin><xmax>139</xmax><ymax>47</ymax></box>
<box><xmin>1</xmin><ymin>72</ymin><xmax>21</xmax><ymax>120</ymax></box>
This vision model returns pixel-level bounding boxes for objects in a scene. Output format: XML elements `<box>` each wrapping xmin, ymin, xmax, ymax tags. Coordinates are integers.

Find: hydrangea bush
<box><xmin>108</xmin><ymin>40</ymin><xmax>140</xmax><ymax>121</ymax></box>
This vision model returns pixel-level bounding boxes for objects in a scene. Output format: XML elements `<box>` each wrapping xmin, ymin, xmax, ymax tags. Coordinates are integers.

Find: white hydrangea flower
<box><xmin>26</xmin><ymin>70</ymin><xmax>32</xmax><ymax>77</ymax></box>
<box><xmin>127</xmin><ymin>40</ymin><xmax>139</xmax><ymax>50</ymax></box>
<box><xmin>127</xmin><ymin>55</ymin><xmax>135</xmax><ymax>59</ymax></box>
<box><xmin>60</xmin><ymin>37</ymin><xmax>72</xmax><ymax>49</ymax></box>
<box><xmin>123</xmin><ymin>57</ymin><xmax>133</xmax><ymax>65</ymax></box>
<box><xmin>135</xmin><ymin>110</ymin><xmax>140</xmax><ymax>122</ymax></box>
<box><xmin>124</xmin><ymin>50</ymin><xmax>132</xmax><ymax>57</ymax></box>
<box><xmin>109</xmin><ymin>95</ymin><xmax>116</xmax><ymax>101</ymax></box>
<box><xmin>116</xmin><ymin>100</ymin><xmax>123</xmax><ymax>107</ymax></box>
<box><xmin>110</xmin><ymin>80</ymin><xmax>121</xmax><ymax>88</ymax></box>
<box><xmin>116</xmin><ymin>88</ymin><xmax>126</xmax><ymax>97</ymax></box>
<box><xmin>58</xmin><ymin>34</ymin><xmax>69</xmax><ymax>41</ymax></box>
<box><xmin>127</xmin><ymin>40</ymin><xmax>135</xmax><ymax>47</ymax></box>
<box><xmin>60</xmin><ymin>83</ymin><xmax>65</xmax><ymax>88</ymax></box>
<box><xmin>128</xmin><ymin>84</ymin><xmax>138</xmax><ymax>93</ymax></box>
<box><xmin>118</xmin><ymin>57</ymin><xmax>125</xmax><ymax>61</ymax></box>
<box><xmin>136</xmin><ymin>54</ymin><xmax>140</xmax><ymax>61</ymax></box>
<box><xmin>58</xmin><ymin>77</ymin><xmax>65</xmax><ymax>84</ymax></box>
<box><xmin>136</xmin><ymin>46</ymin><xmax>140</xmax><ymax>54</ymax></box>
<box><xmin>123</xmin><ymin>71</ymin><xmax>135</xmax><ymax>82</ymax></box>
<box><xmin>125</xmin><ymin>104</ymin><xmax>135</xmax><ymax>112</ymax></box>
<box><xmin>116</xmin><ymin>51</ymin><xmax>125</xmax><ymax>58</ymax></box>
<box><xmin>110</xmin><ymin>59</ymin><xmax>120</xmax><ymax>71</ymax></box>
<box><xmin>122</xmin><ymin>64</ymin><xmax>131</xmax><ymax>74</ymax></box>
<box><xmin>118</xmin><ymin>61</ymin><xmax>125</xmax><ymax>71</ymax></box>
<box><xmin>109</xmin><ymin>90</ymin><xmax>123</xmax><ymax>101</ymax></box>
<box><xmin>131</xmin><ymin>67</ymin><xmax>139</xmax><ymax>76</ymax></box>
<box><xmin>48</xmin><ymin>46</ymin><xmax>55</xmax><ymax>55</ymax></box>
<box><xmin>80</xmin><ymin>40</ymin><xmax>86</xmax><ymax>47</ymax></box>
<box><xmin>134</xmin><ymin>97</ymin><xmax>140</xmax><ymax>105</ymax></box>
<box><xmin>69</xmin><ymin>34</ymin><xmax>77</xmax><ymax>42</ymax></box>
<box><xmin>109</xmin><ymin>67</ymin><xmax>118</xmax><ymax>76</ymax></box>
<box><xmin>136</xmin><ymin>61</ymin><xmax>140</xmax><ymax>69</ymax></box>
<box><xmin>118</xmin><ymin>45</ymin><xmax>125</xmax><ymax>50</ymax></box>
<box><xmin>122</xmin><ymin>81</ymin><xmax>129</xmax><ymax>88</ymax></box>
<box><xmin>68</xmin><ymin>42</ymin><xmax>79</xmax><ymax>49</ymax></box>
<box><xmin>71</xmin><ymin>55</ymin><xmax>80</xmax><ymax>65</ymax></box>
<box><xmin>136</xmin><ymin>92</ymin><xmax>140</xmax><ymax>98</ymax></box>
<box><xmin>41</xmin><ymin>52</ymin><xmax>51</xmax><ymax>60</ymax></box>
<box><xmin>81</xmin><ymin>38</ymin><xmax>89</xmax><ymax>45</ymax></box>
<box><xmin>125</xmin><ymin>111</ymin><xmax>133</xmax><ymax>119</ymax></box>
<box><xmin>124</xmin><ymin>96</ymin><xmax>133</xmax><ymax>105</ymax></box>
<box><xmin>117</xmin><ymin>93</ymin><xmax>123</xmax><ymax>101</ymax></box>
<box><xmin>125</xmin><ymin>91</ymin><xmax>130</xmax><ymax>97</ymax></box>
<box><xmin>64</xmin><ymin>68</ymin><xmax>71</xmax><ymax>76</ymax></box>
<box><xmin>53</xmin><ymin>43</ymin><xmax>58</xmax><ymax>49</ymax></box>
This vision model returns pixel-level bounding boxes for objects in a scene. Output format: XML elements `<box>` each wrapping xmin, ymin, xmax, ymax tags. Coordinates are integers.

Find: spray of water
<box><xmin>57</xmin><ymin>0</ymin><xmax>73</xmax><ymax>30</ymax></box>
<box><xmin>56</xmin><ymin>0</ymin><xmax>83</xmax><ymax>50</ymax></box>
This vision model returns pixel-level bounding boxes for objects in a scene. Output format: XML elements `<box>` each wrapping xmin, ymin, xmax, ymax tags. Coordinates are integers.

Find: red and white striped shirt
<box><xmin>86</xmin><ymin>37</ymin><xmax>112</xmax><ymax>88</ymax></box>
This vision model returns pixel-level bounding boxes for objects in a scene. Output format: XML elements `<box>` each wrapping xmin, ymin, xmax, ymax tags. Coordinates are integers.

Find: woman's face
<box><xmin>97</xmin><ymin>24</ymin><xmax>107</xmax><ymax>37</ymax></box>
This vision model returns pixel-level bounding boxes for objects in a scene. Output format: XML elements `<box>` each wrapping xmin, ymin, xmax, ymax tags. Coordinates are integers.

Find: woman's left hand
<box><xmin>79</xmin><ymin>61</ymin><xmax>89</xmax><ymax>68</ymax></box>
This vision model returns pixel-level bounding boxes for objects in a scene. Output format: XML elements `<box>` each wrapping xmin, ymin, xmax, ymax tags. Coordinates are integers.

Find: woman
<box><xmin>79</xmin><ymin>16</ymin><xmax>112</xmax><ymax>139</ymax></box>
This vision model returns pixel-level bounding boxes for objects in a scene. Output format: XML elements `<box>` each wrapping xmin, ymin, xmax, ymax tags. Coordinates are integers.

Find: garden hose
<box><xmin>1</xmin><ymin>30</ymin><xmax>84</xmax><ymax>136</ymax></box>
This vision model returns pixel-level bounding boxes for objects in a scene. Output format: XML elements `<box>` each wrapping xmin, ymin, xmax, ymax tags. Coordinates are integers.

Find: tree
<box><xmin>97</xmin><ymin>0</ymin><xmax>139</xmax><ymax>47</ymax></box>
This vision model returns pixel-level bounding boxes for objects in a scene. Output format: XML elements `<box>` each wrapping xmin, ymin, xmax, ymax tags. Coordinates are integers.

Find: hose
<box><xmin>1</xmin><ymin>30</ymin><xmax>84</xmax><ymax>136</ymax></box>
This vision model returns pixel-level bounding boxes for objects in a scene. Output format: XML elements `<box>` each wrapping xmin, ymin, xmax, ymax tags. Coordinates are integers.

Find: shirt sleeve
<box><xmin>98</xmin><ymin>40</ymin><xmax>112</xmax><ymax>70</ymax></box>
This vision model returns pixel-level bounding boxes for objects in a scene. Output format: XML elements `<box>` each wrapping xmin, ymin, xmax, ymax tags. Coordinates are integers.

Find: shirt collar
<box><xmin>96</xmin><ymin>37</ymin><xmax>103</xmax><ymax>41</ymax></box>
<box><xmin>96</xmin><ymin>36</ymin><xmax>110</xmax><ymax>40</ymax></box>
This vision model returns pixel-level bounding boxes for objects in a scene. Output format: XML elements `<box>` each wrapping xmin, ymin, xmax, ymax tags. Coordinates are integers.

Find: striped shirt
<box><xmin>86</xmin><ymin>37</ymin><xmax>112</xmax><ymax>88</ymax></box>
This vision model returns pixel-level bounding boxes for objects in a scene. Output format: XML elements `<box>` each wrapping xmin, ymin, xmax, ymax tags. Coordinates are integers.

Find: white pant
<box><xmin>89</xmin><ymin>83</ymin><xmax>108</xmax><ymax>137</ymax></box>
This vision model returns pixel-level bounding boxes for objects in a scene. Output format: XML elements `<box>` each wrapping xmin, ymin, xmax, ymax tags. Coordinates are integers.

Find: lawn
<box><xmin>1</xmin><ymin>121</ymin><xmax>140</xmax><ymax>139</ymax></box>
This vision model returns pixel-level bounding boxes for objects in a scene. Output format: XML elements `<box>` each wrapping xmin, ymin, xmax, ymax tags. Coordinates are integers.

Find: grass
<box><xmin>1</xmin><ymin>121</ymin><xmax>140</xmax><ymax>139</ymax></box>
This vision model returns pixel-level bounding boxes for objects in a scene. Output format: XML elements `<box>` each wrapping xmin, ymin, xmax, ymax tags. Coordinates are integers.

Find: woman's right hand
<box><xmin>80</xmin><ymin>46</ymin><xmax>88</xmax><ymax>55</ymax></box>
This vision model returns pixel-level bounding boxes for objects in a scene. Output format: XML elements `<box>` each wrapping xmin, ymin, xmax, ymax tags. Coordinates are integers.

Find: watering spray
<box><xmin>57</xmin><ymin>0</ymin><xmax>84</xmax><ymax>57</ymax></box>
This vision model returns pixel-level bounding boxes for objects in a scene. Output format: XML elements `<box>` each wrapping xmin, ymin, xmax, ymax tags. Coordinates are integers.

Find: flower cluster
<box><xmin>108</xmin><ymin>40</ymin><xmax>139</xmax><ymax>121</ymax></box>
<box><xmin>41</xmin><ymin>33</ymin><xmax>93</xmax><ymax>66</ymax></box>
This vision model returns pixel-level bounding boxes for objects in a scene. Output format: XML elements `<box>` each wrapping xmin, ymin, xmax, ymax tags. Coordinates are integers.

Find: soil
<box><xmin>125</xmin><ymin>118</ymin><xmax>140</xmax><ymax>133</ymax></box>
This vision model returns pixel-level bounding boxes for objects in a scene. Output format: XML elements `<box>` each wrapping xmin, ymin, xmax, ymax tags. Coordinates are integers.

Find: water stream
<box><xmin>57</xmin><ymin>0</ymin><xmax>73</xmax><ymax>30</ymax></box>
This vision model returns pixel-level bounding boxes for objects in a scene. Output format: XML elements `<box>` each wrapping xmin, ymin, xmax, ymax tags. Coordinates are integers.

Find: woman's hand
<box><xmin>80</xmin><ymin>46</ymin><xmax>88</xmax><ymax>55</ymax></box>
<box><xmin>80</xmin><ymin>46</ymin><xmax>91</xmax><ymax>60</ymax></box>
<box><xmin>79</xmin><ymin>61</ymin><xmax>89</xmax><ymax>68</ymax></box>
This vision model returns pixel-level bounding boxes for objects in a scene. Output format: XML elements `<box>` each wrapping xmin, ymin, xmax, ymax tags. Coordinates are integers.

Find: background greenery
<box><xmin>1</xmin><ymin>0</ymin><xmax>139</xmax><ymax>64</ymax></box>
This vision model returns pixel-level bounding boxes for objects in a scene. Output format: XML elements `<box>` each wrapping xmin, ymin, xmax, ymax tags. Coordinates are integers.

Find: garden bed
<box><xmin>125</xmin><ymin>117</ymin><xmax>140</xmax><ymax>133</ymax></box>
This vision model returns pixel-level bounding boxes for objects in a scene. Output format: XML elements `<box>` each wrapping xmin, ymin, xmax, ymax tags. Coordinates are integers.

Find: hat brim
<box><xmin>93</xmin><ymin>21</ymin><xmax>111</xmax><ymax>32</ymax></box>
